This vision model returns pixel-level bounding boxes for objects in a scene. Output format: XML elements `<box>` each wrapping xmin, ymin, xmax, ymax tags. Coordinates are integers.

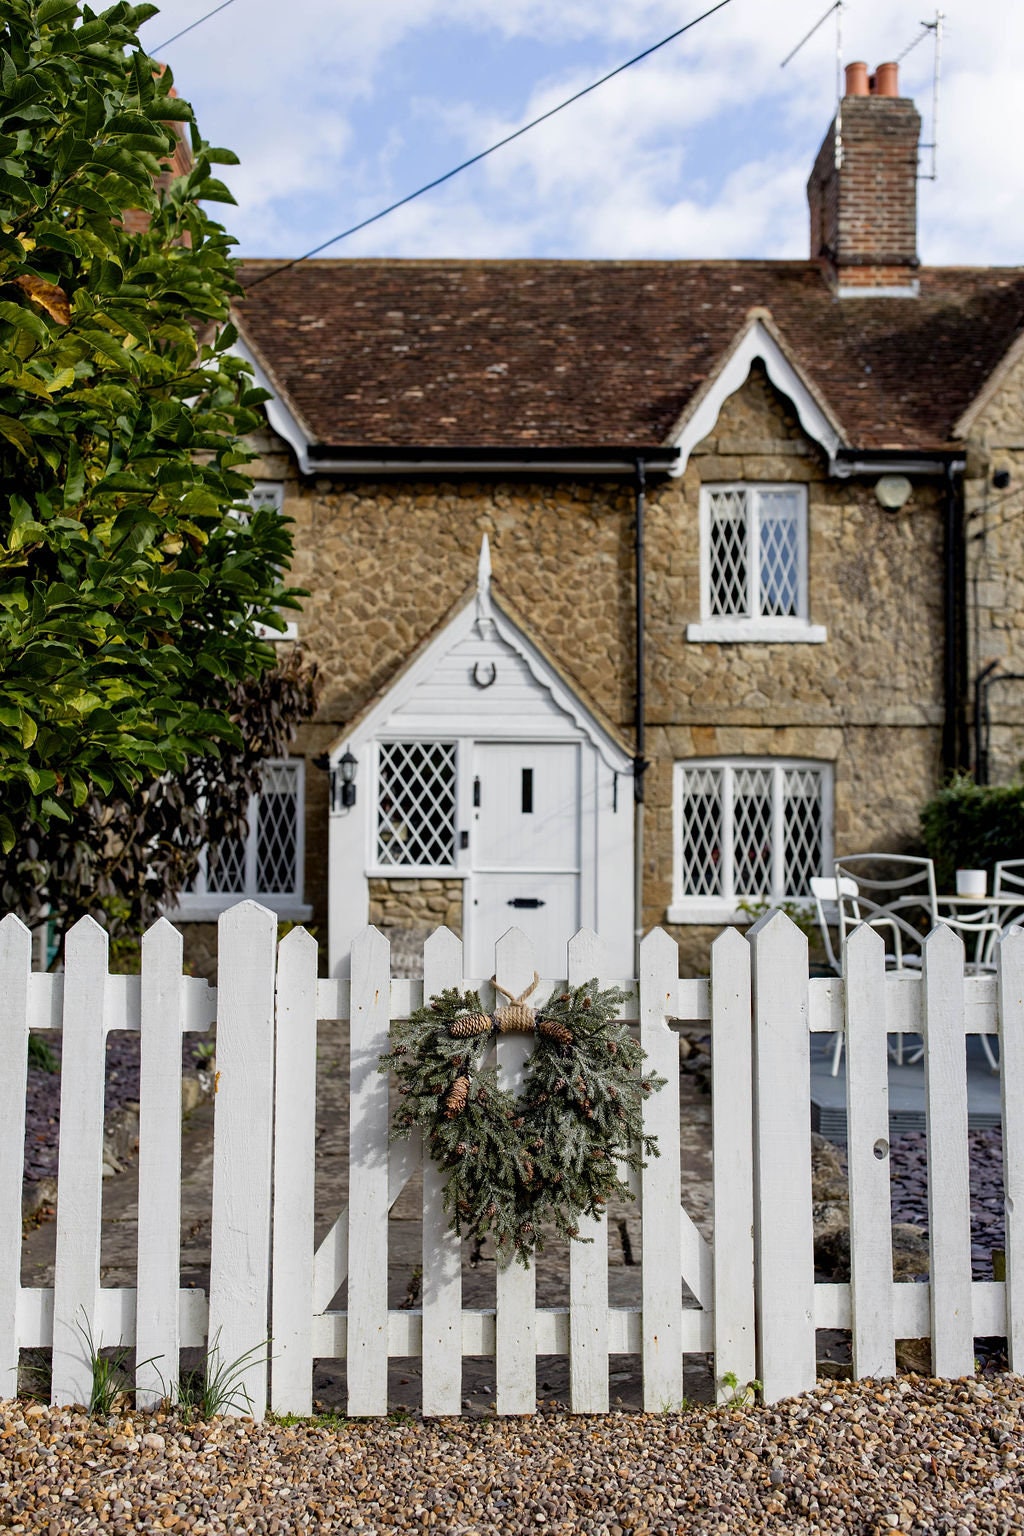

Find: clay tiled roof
<box><xmin>234</xmin><ymin>259</ymin><xmax>1024</xmax><ymax>454</ymax></box>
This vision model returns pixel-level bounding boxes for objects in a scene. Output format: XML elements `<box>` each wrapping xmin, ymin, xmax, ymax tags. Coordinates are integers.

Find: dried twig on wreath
<box><xmin>378</xmin><ymin>977</ymin><xmax>666</xmax><ymax>1267</ymax></box>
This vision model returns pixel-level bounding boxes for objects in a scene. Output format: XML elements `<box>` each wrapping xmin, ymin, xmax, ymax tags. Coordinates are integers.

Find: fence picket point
<box><xmin>0</xmin><ymin>916</ymin><xmax>31</xmax><ymax>1398</ymax></box>
<box><xmin>844</xmin><ymin>925</ymin><xmax>895</xmax><ymax>1380</ymax></box>
<box><xmin>749</xmin><ymin>910</ymin><xmax>815</xmax><ymax>1403</ymax></box>
<box><xmin>710</xmin><ymin>927</ymin><xmax>755</xmax><ymax>1400</ymax></box>
<box><xmin>347</xmin><ymin>926</ymin><xmax>392</xmax><ymax>1416</ymax></box>
<box><xmin>51</xmin><ymin>918</ymin><xmax>109</xmax><ymax>1406</ymax></box>
<box><xmin>998</xmin><ymin>929</ymin><xmax>1024</xmax><ymax>1370</ymax></box>
<box><xmin>495</xmin><ymin>926</ymin><xmax>538</xmax><ymax>1415</ymax></box>
<box><xmin>568</xmin><ymin>928</ymin><xmax>610</xmax><ymax>1414</ymax></box>
<box><xmin>271</xmin><ymin>926</ymin><xmax>319</xmax><ymax>1416</ymax></box>
<box><xmin>640</xmin><ymin>927</ymin><xmax>683</xmax><ymax>1411</ymax></box>
<box><xmin>208</xmin><ymin>902</ymin><xmax>277</xmax><ymax>1419</ymax></box>
<box><xmin>421</xmin><ymin>926</ymin><xmax>464</xmax><ymax>1417</ymax></box>
<box><xmin>136</xmin><ymin>919</ymin><xmax>186</xmax><ymax>1408</ymax></box>
<box><xmin>922</xmin><ymin>924</ymin><xmax>974</xmax><ymax>1377</ymax></box>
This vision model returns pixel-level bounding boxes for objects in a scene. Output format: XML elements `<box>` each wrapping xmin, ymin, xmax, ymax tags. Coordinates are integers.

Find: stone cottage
<box><xmin>171</xmin><ymin>61</ymin><xmax>1024</xmax><ymax>977</ymax></box>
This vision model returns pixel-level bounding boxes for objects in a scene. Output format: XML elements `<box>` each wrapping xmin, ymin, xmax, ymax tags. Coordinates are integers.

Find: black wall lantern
<box><xmin>334</xmin><ymin>750</ymin><xmax>358</xmax><ymax>811</ymax></box>
<box><xmin>315</xmin><ymin>750</ymin><xmax>359</xmax><ymax>812</ymax></box>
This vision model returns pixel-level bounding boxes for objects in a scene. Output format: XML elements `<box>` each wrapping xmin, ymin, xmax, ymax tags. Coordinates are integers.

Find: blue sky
<box><xmin>138</xmin><ymin>0</ymin><xmax>1023</xmax><ymax>267</ymax></box>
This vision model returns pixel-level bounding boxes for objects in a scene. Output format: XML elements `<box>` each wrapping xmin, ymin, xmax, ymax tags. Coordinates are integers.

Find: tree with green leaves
<box><xmin>0</xmin><ymin>0</ymin><xmax>300</xmax><ymax>860</ymax></box>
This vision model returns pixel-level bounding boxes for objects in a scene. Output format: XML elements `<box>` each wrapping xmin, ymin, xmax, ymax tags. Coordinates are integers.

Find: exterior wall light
<box><xmin>322</xmin><ymin>749</ymin><xmax>358</xmax><ymax>812</ymax></box>
<box><xmin>337</xmin><ymin>750</ymin><xmax>358</xmax><ymax>810</ymax></box>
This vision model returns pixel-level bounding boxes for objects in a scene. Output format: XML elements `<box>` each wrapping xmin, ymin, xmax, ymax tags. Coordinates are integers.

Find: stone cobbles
<box><xmin>3</xmin><ymin>1373</ymin><xmax>1023</xmax><ymax>1534</ymax></box>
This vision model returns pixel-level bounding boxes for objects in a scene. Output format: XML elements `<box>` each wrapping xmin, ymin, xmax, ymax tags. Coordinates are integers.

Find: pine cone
<box><xmin>450</xmin><ymin>1011</ymin><xmax>492</xmax><ymax>1038</ymax></box>
<box><xmin>538</xmin><ymin>1018</ymin><xmax>573</xmax><ymax>1047</ymax></box>
<box><xmin>485</xmin><ymin>1202</ymin><xmax>498</xmax><ymax>1218</ymax></box>
<box><xmin>554</xmin><ymin>1077</ymin><xmax>566</xmax><ymax>1092</ymax></box>
<box><xmin>455</xmin><ymin>1141</ymin><xmax>468</xmax><ymax>1156</ymax></box>
<box><xmin>607</xmin><ymin>1041</ymin><xmax>618</xmax><ymax>1055</ymax></box>
<box><xmin>445</xmin><ymin>1075</ymin><xmax>470</xmax><ymax>1117</ymax></box>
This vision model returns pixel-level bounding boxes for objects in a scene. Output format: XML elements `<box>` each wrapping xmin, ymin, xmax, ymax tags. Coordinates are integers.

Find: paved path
<box><xmin>20</xmin><ymin>1025</ymin><xmax>716</xmax><ymax>1414</ymax></box>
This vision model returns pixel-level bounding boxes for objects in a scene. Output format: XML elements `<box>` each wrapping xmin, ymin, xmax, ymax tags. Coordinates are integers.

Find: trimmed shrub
<box><xmin>919</xmin><ymin>775</ymin><xmax>1024</xmax><ymax>891</ymax></box>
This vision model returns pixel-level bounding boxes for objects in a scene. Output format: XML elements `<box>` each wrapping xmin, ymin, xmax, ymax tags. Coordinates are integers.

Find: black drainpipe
<box><xmin>634</xmin><ymin>457</ymin><xmax>648</xmax><ymax>968</ymax></box>
<box><xmin>942</xmin><ymin>460</ymin><xmax>969</xmax><ymax>775</ymax></box>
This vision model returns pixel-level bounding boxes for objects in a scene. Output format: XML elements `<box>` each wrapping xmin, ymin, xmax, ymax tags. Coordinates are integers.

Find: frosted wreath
<box><xmin>378</xmin><ymin>974</ymin><xmax>666</xmax><ymax>1267</ymax></box>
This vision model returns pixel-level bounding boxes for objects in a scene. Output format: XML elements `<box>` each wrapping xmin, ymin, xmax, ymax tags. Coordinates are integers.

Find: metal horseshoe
<box><xmin>472</xmin><ymin>661</ymin><xmax>497</xmax><ymax>689</ymax></box>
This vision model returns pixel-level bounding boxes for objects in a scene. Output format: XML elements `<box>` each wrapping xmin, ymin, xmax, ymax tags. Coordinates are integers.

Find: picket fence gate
<box><xmin>2</xmin><ymin>903</ymin><xmax>1022</xmax><ymax>1420</ymax></box>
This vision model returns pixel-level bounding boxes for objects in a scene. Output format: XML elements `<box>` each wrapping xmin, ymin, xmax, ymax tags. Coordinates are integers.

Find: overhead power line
<box><xmin>151</xmin><ymin>0</ymin><xmax>239</xmax><ymax>54</ymax></box>
<box><xmin>242</xmin><ymin>0</ymin><xmax>736</xmax><ymax>292</ymax></box>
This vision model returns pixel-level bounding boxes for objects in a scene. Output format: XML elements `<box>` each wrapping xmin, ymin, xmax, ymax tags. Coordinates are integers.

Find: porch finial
<box><xmin>475</xmin><ymin>534</ymin><xmax>494</xmax><ymax>637</ymax></box>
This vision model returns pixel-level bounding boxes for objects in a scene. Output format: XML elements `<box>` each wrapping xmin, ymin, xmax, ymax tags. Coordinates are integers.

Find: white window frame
<box><xmin>172</xmin><ymin>757</ymin><xmax>311</xmax><ymax>921</ymax></box>
<box><xmin>246</xmin><ymin>482</ymin><xmax>298</xmax><ymax>641</ymax></box>
<box><xmin>687</xmin><ymin>483</ymin><xmax>826</xmax><ymax>643</ymax></box>
<box><xmin>668</xmin><ymin>756</ymin><xmax>833</xmax><ymax>923</ymax></box>
<box><xmin>365</xmin><ymin>737</ymin><xmax>467</xmax><ymax>880</ymax></box>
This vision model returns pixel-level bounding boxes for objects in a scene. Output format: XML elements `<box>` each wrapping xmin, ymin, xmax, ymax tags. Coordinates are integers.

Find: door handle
<box><xmin>507</xmin><ymin>897</ymin><xmax>546</xmax><ymax>909</ymax></box>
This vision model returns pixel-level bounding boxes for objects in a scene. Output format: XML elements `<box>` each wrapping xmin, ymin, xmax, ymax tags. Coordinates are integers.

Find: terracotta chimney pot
<box><xmin>845</xmin><ymin>61</ymin><xmax>869</xmax><ymax>98</ymax></box>
<box><xmin>873</xmin><ymin>61</ymin><xmax>899</xmax><ymax>97</ymax></box>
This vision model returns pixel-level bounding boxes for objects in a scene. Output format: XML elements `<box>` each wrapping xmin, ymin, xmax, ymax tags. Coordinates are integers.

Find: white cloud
<box><xmin>143</xmin><ymin>0</ymin><xmax>1024</xmax><ymax>266</ymax></box>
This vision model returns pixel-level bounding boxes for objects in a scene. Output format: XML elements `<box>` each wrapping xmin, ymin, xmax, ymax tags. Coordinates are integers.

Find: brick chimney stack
<box><xmin>807</xmin><ymin>61</ymin><xmax>921</xmax><ymax>296</ymax></box>
<box><xmin>121</xmin><ymin>74</ymin><xmax>193</xmax><ymax>235</ymax></box>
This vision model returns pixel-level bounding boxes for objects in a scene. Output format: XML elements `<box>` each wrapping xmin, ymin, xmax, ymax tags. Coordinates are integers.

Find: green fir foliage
<box><xmin>380</xmin><ymin>982</ymin><xmax>666</xmax><ymax>1267</ymax></box>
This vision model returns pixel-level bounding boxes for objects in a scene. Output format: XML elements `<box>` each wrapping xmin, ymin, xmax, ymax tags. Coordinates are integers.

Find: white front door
<box><xmin>467</xmin><ymin>742</ymin><xmax>581</xmax><ymax>977</ymax></box>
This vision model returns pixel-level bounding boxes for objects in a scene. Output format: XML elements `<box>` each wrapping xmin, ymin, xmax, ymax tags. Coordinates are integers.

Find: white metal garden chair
<box><xmin>993</xmin><ymin>859</ymin><xmax>1024</xmax><ymax>932</ymax></box>
<box><xmin>810</xmin><ymin>875</ymin><xmax>858</xmax><ymax>1075</ymax></box>
<box><xmin>833</xmin><ymin>854</ymin><xmax>941</xmax><ymax>1068</ymax></box>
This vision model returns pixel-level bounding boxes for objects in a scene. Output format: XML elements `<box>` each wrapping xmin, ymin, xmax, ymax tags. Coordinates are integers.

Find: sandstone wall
<box><xmin>962</xmin><ymin>347</ymin><xmax>1024</xmax><ymax>784</ymax></box>
<box><xmin>368</xmin><ymin>877</ymin><xmax>464</xmax><ymax>978</ymax></box>
<box><xmin>231</xmin><ymin>364</ymin><xmax>948</xmax><ymax>975</ymax></box>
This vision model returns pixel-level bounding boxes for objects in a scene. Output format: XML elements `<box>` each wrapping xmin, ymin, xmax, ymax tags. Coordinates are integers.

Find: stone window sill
<box><xmin>366</xmin><ymin>867</ymin><xmax>467</xmax><ymax>881</ymax></box>
<box><xmin>667</xmin><ymin>902</ymin><xmax>754</xmax><ymax>925</ymax></box>
<box><xmin>169</xmin><ymin>896</ymin><xmax>313</xmax><ymax>922</ymax></box>
<box><xmin>686</xmin><ymin>620</ymin><xmax>827</xmax><ymax>644</ymax></box>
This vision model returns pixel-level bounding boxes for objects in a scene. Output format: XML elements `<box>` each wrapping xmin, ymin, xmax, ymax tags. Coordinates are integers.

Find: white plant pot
<box><xmin>955</xmin><ymin>868</ymin><xmax>987</xmax><ymax>898</ymax></box>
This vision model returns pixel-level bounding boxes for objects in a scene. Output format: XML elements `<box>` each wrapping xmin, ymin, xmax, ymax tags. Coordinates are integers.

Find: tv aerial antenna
<box><xmin>780</xmin><ymin>1</ymin><xmax>847</xmax><ymax>169</ymax></box>
<box><xmin>900</xmin><ymin>11</ymin><xmax>944</xmax><ymax>180</ymax></box>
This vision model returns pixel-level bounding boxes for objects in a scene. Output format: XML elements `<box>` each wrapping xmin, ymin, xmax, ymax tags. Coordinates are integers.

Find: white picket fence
<box><xmin>2</xmin><ymin>904</ymin><xmax>1022</xmax><ymax>1419</ymax></box>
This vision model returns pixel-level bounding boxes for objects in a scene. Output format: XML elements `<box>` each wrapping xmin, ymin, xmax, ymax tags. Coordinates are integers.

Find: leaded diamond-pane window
<box><xmin>732</xmin><ymin>767</ymin><xmax>774</xmax><ymax>897</ymax></box>
<box><xmin>206</xmin><ymin>835</ymin><xmax>247</xmax><ymax>894</ymax></box>
<box><xmin>783</xmin><ymin>767</ymin><xmax>824</xmax><ymax>895</ymax></box>
<box><xmin>677</xmin><ymin>766</ymin><xmax>724</xmax><ymax>896</ymax></box>
<box><xmin>708</xmin><ymin>491</ymin><xmax>748</xmax><ymax>617</ymax></box>
<box><xmin>675</xmin><ymin>759</ymin><xmax>830</xmax><ymax>906</ymax></box>
<box><xmin>193</xmin><ymin>759</ymin><xmax>303</xmax><ymax>900</ymax></box>
<box><xmin>257</xmin><ymin>761</ymin><xmax>301</xmax><ymax>892</ymax></box>
<box><xmin>376</xmin><ymin>742</ymin><xmax>457</xmax><ymax>868</ymax></box>
<box><xmin>703</xmin><ymin>486</ymin><xmax>807</xmax><ymax>625</ymax></box>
